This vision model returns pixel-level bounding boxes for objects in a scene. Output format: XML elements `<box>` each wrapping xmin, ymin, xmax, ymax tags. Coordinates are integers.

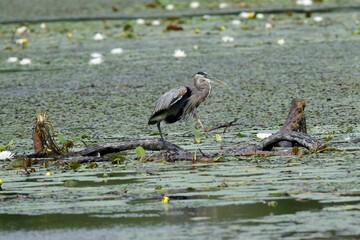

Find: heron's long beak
<box><xmin>206</xmin><ymin>75</ymin><xmax>227</xmax><ymax>86</ymax></box>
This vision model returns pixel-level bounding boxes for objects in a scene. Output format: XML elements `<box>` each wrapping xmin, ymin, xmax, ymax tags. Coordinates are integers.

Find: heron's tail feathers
<box><xmin>148</xmin><ymin>110</ymin><xmax>166</xmax><ymax>125</ymax></box>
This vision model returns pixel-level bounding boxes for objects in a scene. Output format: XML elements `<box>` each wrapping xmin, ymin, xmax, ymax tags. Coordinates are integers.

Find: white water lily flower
<box><xmin>231</xmin><ymin>19</ymin><xmax>241</xmax><ymax>25</ymax></box>
<box><xmin>202</xmin><ymin>15</ymin><xmax>211</xmax><ymax>20</ymax></box>
<box><xmin>91</xmin><ymin>53</ymin><xmax>102</xmax><ymax>58</ymax></box>
<box><xmin>89</xmin><ymin>57</ymin><xmax>103</xmax><ymax>65</ymax></box>
<box><xmin>313</xmin><ymin>16</ymin><xmax>323</xmax><ymax>22</ymax></box>
<box><xmin>15</xmin><ymin>38</ymin><xmax>27</xmax><ymax>45</ymax></box>
<box><xmin>256</xmin><ymin>133</ymin><xmax>272</xmax><ymax>139</ymax></box>
<box><xmin>221</xmin><ymin>36</ymin><xmax>234</xmax><ymax>43</ymax></box>
<box><xmin>15</xmin><ymin>26</ymin><xmax>28</xmax><ymax>36</ymax></box>
<box><xmin>19</xmin><ymin>58</ymin><xmax>31</xmax><ymax>65</ymax></box>
<box><xmin>256</xmin><ymin>13</ymin><xmax>265</xmax><ymax>19</ymax></box>
<box><xmin>0</xmin><ymin>151</ymin><xmax>14</xmax><ymax>160</ymax></box>
<box><xmin>173</xmin><ymin>49</ymin><xmax>187</xmax><ymax>58</ymax></box>
<box><xmin>219</xmin><ymin>3</ymin><xmax>228</xmax><ymax>9</ymax></box>
<box><xmin>40</xmin><ymin>23</ymin><xmax>47</xmax><ymax>29</ymax></box>
<box><xmin>93</xmin><ymin>33</ymin><xmax>105</xmax><ymax>41</ymax></box>
<box><xmin>151</xmin><ymin>20</ymin><xmax>161</xmax><ymax>26</ymax></box>
<box><xmin>111</xmin><ymin>48</ymin><xmax>124</xmax><ymax>55</ymax></box>
<box><xmin>344</xmin><ymin>135</ymin><xmax>351</xmax><ymax>141</ymax></box>
<box><xmin>277</xmin><ymin>38</ymin><xmax>285</xmax><ymax>45</ymax></box>
<box><xmin>136</xmin><ymin>18</ymin><xmax>145</xmax><ymax>25</ymax></box>
<box><xmin>265</xmin><ymin>22</ymin><xmax>273</xmax><ymax>30</ymax></box>
<box><xmin>7</xmin><ymin>57</ymin><xmax>18</xmax><ymax>63</ymax></box>
<box><xmin>296</xmin><ymin>0</ymin><xmax>313</xmax><ymax>6</ymax></box>
<box><xmin>239</xmin><ymin>11</ymin><xmax>255</xmax><ymax>19</ymax></box>
<box><xmin>165</xmin><ymin>4</ymin><xmax>174</xmax><ymax>10</ymax></box>
<box><xmin>190</xmin><ymin>1</ymin><xmax>200</xmax><ymax>9</ymax></box>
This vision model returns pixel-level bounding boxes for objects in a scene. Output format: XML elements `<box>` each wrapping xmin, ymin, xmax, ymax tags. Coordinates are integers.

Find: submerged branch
<box><xmin>207</xmin><ymin>118</ymin><xmax>240</xmax><ymax>133</ymax></box>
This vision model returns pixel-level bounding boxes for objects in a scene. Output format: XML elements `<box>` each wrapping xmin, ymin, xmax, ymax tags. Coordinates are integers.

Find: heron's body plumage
<box><xmin>148</xmin><ymin>86</ymin><xmax>192</xmax><ymax>124</ymax></box>
<box><xmin>148</xmin><ymin>72</ymin><xmax>225</xmax><ymax>142</ymax></box>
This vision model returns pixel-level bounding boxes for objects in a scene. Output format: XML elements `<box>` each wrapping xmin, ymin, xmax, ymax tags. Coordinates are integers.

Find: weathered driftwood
<box><xmin>277</xmin><ymin>98</ymin><xmax>307</xmax><ymax>147</ymax></box>
<box><xmin>207</xmin><ymin>118</ymin><xmax>240</xmax><ymax>133</ymax></box>
<box><xmin>25</xmin><ymin>99</ymin><xmax>324</xmax><ymax>163</ymax></box>
<box><xmin>220</xmin><ymin>131</ymin><xmax>322</xmax><ymax>157</ymax></box>
<box><xmin>68</xmin><ymin>139</ymin><xmax>193</xmax><ymax>162</ymax></box>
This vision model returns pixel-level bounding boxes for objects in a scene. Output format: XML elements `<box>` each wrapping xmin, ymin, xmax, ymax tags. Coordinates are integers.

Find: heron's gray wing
<box><xmin>152</xmin><ymin>86</ymin><xmax>189</xmax><ymax>114</ymax></box>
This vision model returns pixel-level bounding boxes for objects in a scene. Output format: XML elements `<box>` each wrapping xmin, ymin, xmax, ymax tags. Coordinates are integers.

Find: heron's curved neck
<box><xmin>194</xmin><ymin>82</ymin><xmax>211</xmax><ymax>100</ymax></box>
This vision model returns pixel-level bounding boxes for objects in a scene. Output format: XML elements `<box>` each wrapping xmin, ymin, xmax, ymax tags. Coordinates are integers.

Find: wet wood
<box><xmin>281</xmin><ymin>99</ymin><xmax>307</xmax><ymax>133</ymax></box>
<box><xmin>23</xmin><ymin>99</ymin><xmax>324</xmax><ymax>163</ymax></box>
<box><xmin>220</xmin><ymin>131</ymin><xmax>322</xmax><ymax>157</ymax></box>
<box><xmin>207</xmin><ymin>118</ymin><xmax>240</xmax><ymax>133</ymax></box>
<box><xmin>277</xmin><ymin>98</ymin><xmax>307</xmax><ymax>147</ymax></box>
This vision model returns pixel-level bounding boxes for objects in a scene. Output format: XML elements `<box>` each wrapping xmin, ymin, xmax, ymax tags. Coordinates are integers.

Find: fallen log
<box><xmin>219</xmin><ymin>131</ymin><xmax>322</xmax><ymax>157</ymax></box>
<box><xmin>22</xmin><ymin>99</ymin><xmax>324</xmax><ymax>164</ymax></box>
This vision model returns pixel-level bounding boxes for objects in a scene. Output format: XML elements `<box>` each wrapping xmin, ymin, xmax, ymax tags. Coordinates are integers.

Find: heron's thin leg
<box><xmin>194</xmin><ymin>114</ymin><xmax>208</xmax><ymax>132</ymax></box>
<box><xmin>157</xmin><ymin>122</ymin><xmax>167</xmax><ymax>150</ymax></box>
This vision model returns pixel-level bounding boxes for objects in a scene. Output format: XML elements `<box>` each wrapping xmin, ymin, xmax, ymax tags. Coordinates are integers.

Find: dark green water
<box><xmin>1</xmin><ymin>0</ymin><xmax>360</xmax><ymax>239</ymax></box>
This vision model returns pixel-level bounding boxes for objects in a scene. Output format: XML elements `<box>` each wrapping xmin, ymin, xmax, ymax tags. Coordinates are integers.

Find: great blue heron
<box><xmin>148</xmin><ymin>72</ymin><xmax>227</xmax><ymax>141</ymax></box>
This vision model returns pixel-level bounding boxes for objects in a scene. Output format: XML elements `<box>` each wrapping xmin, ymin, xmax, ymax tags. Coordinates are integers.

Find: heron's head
<box><xmin>193</xmin><ymin>72</ymin><xmax>227</xmax><ymax>89</ymax></box>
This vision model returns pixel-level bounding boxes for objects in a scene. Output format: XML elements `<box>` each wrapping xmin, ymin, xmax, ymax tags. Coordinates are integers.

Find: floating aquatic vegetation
<box><xmin>239</xmin><ymin>12</ymin><xmax>255</xmax><ymax>19</ymax></box>
<box><xmin>173</xmin><ymin>49</ymin><xmax>186</xmax><ymax>58</ymax></box>
<box><xmin>166</xmin><ymin>24</ymin><xmax>183</xmax><ymax>31</ymax></box>
<box><xmin>15</xmin><ymin>26</ymin><xmax>28</xmax><ymax>36</ymax></box>
<box><xmin>190</xmin><ymin>2</ymin><xmax>200</xmax><ymax>9</ymax></box>
<box><xmin>121</xmin><ymin>23</ymin><xmax>136</xmax><ymax>38</ymax></box>
<box><xmin>265</xmin><ymin>22</ymin><xmax>273</xmax><ymax>30</ymax></box>
<box><xmin>93</xmin><ymin>33</ymin><xmax>105</xmax><ymax>41</ymax></box>
<box><xmin>111</xmin><ymin>48</ymin><xmax>124</xmax><ymax>55</ymax></box>
<box><xmin>231</xmin><ymin>20</ymin><xmax>241</xmax><ymax>26</ymax></box>
<box><xmin>135</xmin><ymin>146</ymin><xmax>146</xmax><ymax>161</ymax></box>
<box><xmin>15</xmin><ymin>38</ymin><xmax>27</xmax><ymax>45</ymax></box>
<box><xmin>162</xmin><ymin>196</ymin><xmax>170</xmax><ymax>204</ymax></box>
<box><xmin>277</xmin><ymin>39</ymin><xmax>285</xmax><ymax>45</ymax></box>
<box><xmin>296</xmin><ymin>0</ymin><xmax>313</xmax><ymax>6</ymax></box>
<box><xmin>203</xmin><ymin>15</ymin><xmax>211</xmax><ymax>20</ymax></box>
<box><xmin>91</xmin><ymin>53</ymin><xmax>102</xmax><ymax>58</ymax></box>
<box><xmin>219</xmin><ymin>3</ymin><xmax>228</xmax><ymax>9</ymax></box>
<box><xmin>0</xmin><ymin>139</ymin><xmax>14</xmax><ymax>152</ymax></box>
<box><xmin>165</xmin><ymin>4</ymin><xmax>174</xmax><ymax>10</ymax></box>
<box><xmin>33</xmin><ymin>112</ymin><xmax>66</xmax><ymax>155</ymax></box>
<box><xmin>136</xmin><ymin>18</ymin><xmax>145</xmax><ymax>25</ymax></box>
<box><xmin>313</xmin><ymin>16</ymin><xmax>323</xmax><ymax>22</ymax></box>
<box><xmin>0</xmin><ymin>151</ymin><xmax>14</xmax><ymax>160</ymax></box>
<box><xmin>191</xmin><ymin>127</ymin><xmax>204</xmax><ymax>144</ymax></box>
<box><xmin>215</xmin><ymin>134</ymin><xmax>222</xmax><ymax>141</ymax></box>
<box><xmin>89</xmin><ymin>52</ymin><xmax>103</xmax><ymax>65</ymax></box>
<box><xmin>40</xmin><ymin>23</ymin><xmax>47</xmax><ymax>29</ymax></box>
<box><xmin>151</xmin><ymin>20</ymin><xmax>161</xmax><ymax>26</ymax></box>
<box><xmin>256</xmin><ymin>13</ymin><xmax>265</xmax><ymax>19</ymax></box>
<box><xmin>89</xmin><ymin>57</ymin><xmax>103</xmax><ymax>65</ymax></box>
<box><xmin>221</xmin><ymin>36</ymin><xmax>234</xmax><ymax>43</ymax></box>
<box><xmin>256</xmin><ymin>133</ymin><xmax>272</xmax><ymax>139</ymax></box>
<box><xmin>19</xmin><ymin>58</ymin><xmax>31</xmax><ymax>65</ymax></box>
<box><xmin>7</xmin><ymin>57</ymin><xmax>18</xmax><ymax>63</ymax></box>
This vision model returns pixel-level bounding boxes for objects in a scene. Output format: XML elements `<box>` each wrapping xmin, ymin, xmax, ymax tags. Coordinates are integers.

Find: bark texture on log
<box><xmin>23</xmin><ymin>99</ymin><xmax>324</xmax><ymax>163</ymax></box>
<box><xmin>220</xmin><ymin>131</ymin><xmax>321</xmax><ymax>156</ymax></box>
<box><xmin>281</xmin><ymin>99</ymin><xmax>307</xmax><ymax>133</ymax></box>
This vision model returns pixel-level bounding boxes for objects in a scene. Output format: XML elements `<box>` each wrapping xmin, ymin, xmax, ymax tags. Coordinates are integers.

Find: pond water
<box><xmin>1</xmin><ymin>1</ymin><xmax>360</xmax><ymax>239</ymax></box>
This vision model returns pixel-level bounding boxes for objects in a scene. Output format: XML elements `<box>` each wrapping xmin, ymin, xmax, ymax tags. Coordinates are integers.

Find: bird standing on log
<box><xmin>148</xmin><ymin>72</ymin><xmax>227</xmax><ymax>141</ymax></box>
